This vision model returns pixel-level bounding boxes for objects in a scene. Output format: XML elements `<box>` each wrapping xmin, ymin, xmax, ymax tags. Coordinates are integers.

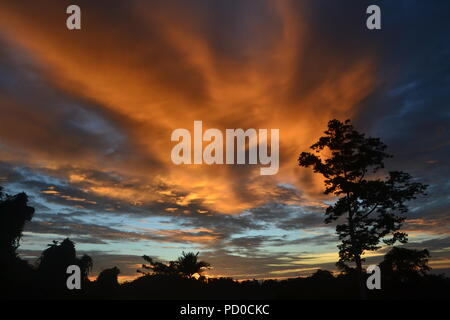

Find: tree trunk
<box><xmin>346</xmin><ymin>192</ymin><xmax>367</xmax><ymax>299</ymax></box>
<box><xmin>355</xmin><ymin>255</ymin><xmax>367</xmax><ymax>300</ymax></box>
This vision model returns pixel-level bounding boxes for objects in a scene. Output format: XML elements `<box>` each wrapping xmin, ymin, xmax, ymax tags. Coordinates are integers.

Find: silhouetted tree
<box><xmin>380</xmin><ymin>246</ymin><xmax>431</xmax><ymax>282</ymax></box>
<box><xmin>138</xmin><ymin>252</ymin><xmax>210</xmax><ymax>279</ymax></box>
<box><xmin>310</xmin><ymin>269</ymin><xmax>335</xmax><ymax>281</ymax></box>
<box><xmin>96</xmin><ymin>266</ymin><xmax>120</xmax><ymax>288</ymax></box>
<box><xmin>298</xmin><ymin>119</ymin><xmax>427</xmax><ymax>299</ymax></box>
<box><xmin>37</xmin><ymin>238</ymin><xmax>92</xmax><ymax>292</ymax></box>
<box><xmin>0</xmin><ymin>187</ymin><xmax>35</xmax><ymax>297</ymax></box>
<box><xmin>138</xmin><ymin>255</ymin><xmax>180</xmax><ymax>277</ymax></box>
<box><xmin>0</xmin><ymin>188</ymin><xmax>34</xmax><ymax>260</ymax></box>
<box><xmin>335</xmin><ymin>260</ymin><xmax>358</xmax><ymax>278</ymax></box>
<box><xmin>175</xmin><ymin>251</ymin><xmax>210</xmax><ymax>279</ymax></box>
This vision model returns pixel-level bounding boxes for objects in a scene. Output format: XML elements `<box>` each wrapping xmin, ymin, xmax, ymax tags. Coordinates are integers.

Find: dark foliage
<box><xmin>298</xmin><ymin>119</ymin><xmax>428</xmax><ymax>298</ymax></box>
<box><xmin>138</xmin><ymin>251</ymin><xmax>210</xmax><ymax>279</ymax></box>
<box><xmin>0</xmin><ymin>187</ymin><xmax>34</xmax><ymax>260</ymax></box>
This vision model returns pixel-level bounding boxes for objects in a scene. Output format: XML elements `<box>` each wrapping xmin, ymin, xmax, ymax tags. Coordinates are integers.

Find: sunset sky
<box><xmin>0</xmin><ymin>0</ymin><xmax>449</xmax><ymax>281</ymax></box>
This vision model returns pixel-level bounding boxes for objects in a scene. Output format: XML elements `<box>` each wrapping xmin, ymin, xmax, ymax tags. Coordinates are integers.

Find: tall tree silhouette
<box><xmin>298</xmin><ymin>119</ymin><xmax>427</xmax><ymax>299</ymax></box>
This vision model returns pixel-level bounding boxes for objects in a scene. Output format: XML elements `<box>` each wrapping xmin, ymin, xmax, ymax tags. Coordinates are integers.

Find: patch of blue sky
<box><xmin>276</xmin><ymin>182</ymin><xmax>297</xmax><ymax>190</ymax></box>
<box><xmin>117</xmin><ymin>216</ymin><xmax>184</xmax><ymax>233</ymax></box>
<box><xmin>407</xmin><ymin>232</ymin><xmax>446</xmax><ymax>245</ymax></box>
<box><xmin>87</xmin><ymin>239</ymin><xmax>192</xmax><ymax>260</ymax></box>
<box><xmin>71</xmin><ymin>212</ymin><xmax>127</xmax><ymax>226</ymax></box>
<box><xmin>15</xmin><ymin>167</ymin><xmax>66</xmax><ymax>186</ymax></box>
<box><xmin>388</xmin><ymin>81</ymin><xmax>420</xmax><ymax>97</ymax></box>
<box><xmin>21</xmin><ymin>232</ymin><xmax>65</xmax><ymax>251</ymax></box>
<box><xmin>65</xmin><ymin>102</ymin><xmax>124</xmax><ymax>146</ymax></box>
<box><xmin>2</xmin><ymin>181</ymin><xmax>75</xmax><ymax>215</ymax></box>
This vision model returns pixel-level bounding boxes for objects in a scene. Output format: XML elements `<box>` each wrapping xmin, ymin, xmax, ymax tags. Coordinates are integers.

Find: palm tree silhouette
<box><xmin>175</xmin><ymin>251</ymin><xmax>210</xmax><ymax>279</ymax></box>
<box><xmin>138</xmin><ymin>251</ymin><xmax>210</xmax><ymax>279</ymax></box>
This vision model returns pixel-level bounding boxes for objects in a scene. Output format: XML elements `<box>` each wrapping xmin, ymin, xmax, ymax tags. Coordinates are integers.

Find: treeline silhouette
<box><xmin>1</xmin><ymin>186</ymin><xmax>449</xmax><ymax>300</ymax></box>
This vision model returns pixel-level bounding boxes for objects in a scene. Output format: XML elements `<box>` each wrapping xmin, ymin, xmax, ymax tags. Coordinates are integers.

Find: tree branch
<box><xmin>360</xmin><ymin>203</ymin><xmax>379</xmax><ymax>220</ymax></box>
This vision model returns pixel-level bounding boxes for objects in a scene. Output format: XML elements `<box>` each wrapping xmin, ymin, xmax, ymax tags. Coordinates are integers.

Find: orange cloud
<box><xmin>0</xmin><ymin>0</ymin><xmax>377</xmax><ymax>217</ymax></box>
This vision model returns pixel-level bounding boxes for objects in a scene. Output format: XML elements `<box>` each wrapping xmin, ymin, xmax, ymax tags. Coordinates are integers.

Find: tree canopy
<box><xmin>138</xmin><ymin>251</ymin><xmax>210</xmax><ymax>279</ymax></box>
<box><xmin>298</xmin><ymin>119</ymin><xmax>428</xmax><ymax>297</ymax></box>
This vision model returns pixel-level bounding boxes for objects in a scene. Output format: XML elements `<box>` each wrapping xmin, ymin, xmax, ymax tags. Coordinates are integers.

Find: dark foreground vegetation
<box><xmin>3</xmin><ymin>241</ymin><xmax>450</xmax><ymax>300</ymax></box>
<box><xmin>1</xmin><ymin>187</ymin><xmax>449</xmax><ymax>300</ymax></box>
